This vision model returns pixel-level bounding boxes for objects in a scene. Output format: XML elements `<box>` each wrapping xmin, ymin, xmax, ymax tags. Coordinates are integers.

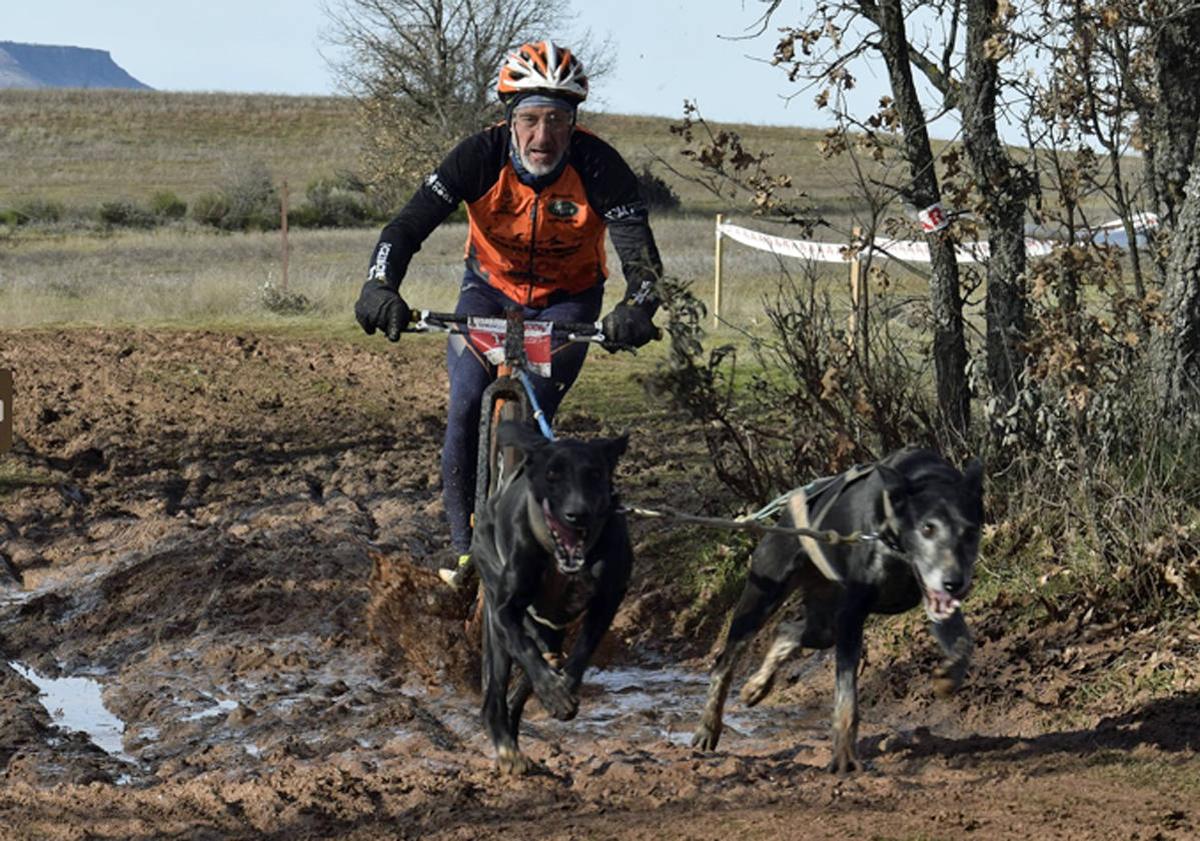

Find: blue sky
<box><xmin>5</xmin><ymin>0</ymin><xmax>901</xmax><ymax>129</ymax></box>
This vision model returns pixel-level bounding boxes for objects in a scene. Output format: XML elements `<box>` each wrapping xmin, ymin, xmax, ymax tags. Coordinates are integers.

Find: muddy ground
<box><xmin>1</xmin><ymin>328</ymin><xmax>1198</xmax><ymax>841</ymax></box>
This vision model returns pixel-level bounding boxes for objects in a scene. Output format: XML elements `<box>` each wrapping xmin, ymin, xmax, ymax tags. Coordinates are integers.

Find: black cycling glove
<box><xmin>601</xmin><ymin>302</ymin><xmax>657</xmax><ymax>351</ymax></box>
<box><xmin>355</xmin><ymin>280</ymin><xmax>410</xmax><ymax>342</ymax></box>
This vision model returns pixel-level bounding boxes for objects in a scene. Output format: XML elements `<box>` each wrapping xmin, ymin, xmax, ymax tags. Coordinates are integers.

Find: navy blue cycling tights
<box><xmin>442</xmin><ymin>278</ymin><xmax>604</xmax><ymax>554</ymax></box>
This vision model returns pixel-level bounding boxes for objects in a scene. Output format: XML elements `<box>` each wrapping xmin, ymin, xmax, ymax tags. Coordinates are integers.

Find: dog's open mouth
<box><xmin>543</xmin><ymin>499</ymin><xmax>587</xmax><ymax>574</ymax></box>
<box><xmin>923</xmin><ymin>589</ymin><xmax>961</xmax><ymax>623</ymax></box>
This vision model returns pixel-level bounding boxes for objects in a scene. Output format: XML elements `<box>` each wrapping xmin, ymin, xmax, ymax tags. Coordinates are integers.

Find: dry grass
<box><xmin>0</xmin><ymin>215</ymin><xmax>865</xmax><ymax>331</ymax></box>
<box><xmin>0</xmin><ymin>89</ymin><xmax>869</xmax><ymax>215</ymax></box>
<box><xmin>0</xmin><ymin>90</ymin><xmax>360</xmax><ymax>207</ymax></box>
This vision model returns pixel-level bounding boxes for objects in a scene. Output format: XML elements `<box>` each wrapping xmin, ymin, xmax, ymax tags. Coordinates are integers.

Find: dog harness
<box><xmin>784</xmin><ymin>462</ymin><xmax>903</xmax><ymax>583</ymax></box>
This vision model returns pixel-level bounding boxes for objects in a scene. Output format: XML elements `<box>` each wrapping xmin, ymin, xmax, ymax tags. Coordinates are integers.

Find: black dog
<box><xmin>470</xmin><ymin>420</ymin><xmax>632</xmax><ymax>775</ymax></box>
<box><xmin>692</xmin><ymin>447</ymin><xmax>983</xmax><ymax>773</ymax></box>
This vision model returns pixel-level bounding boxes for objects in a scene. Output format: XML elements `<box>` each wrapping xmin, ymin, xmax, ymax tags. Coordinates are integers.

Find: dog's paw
<box><xmin>496</xmin><ymin>745</ymin><xmax>532</xmax><ymax>776</ymax></box>
<box><xmin>691</xmin><ymin>722</ymin><xmax>722</xmax><ymax>751</ymax></box>
<box><xmin>739</xmin><ymin>672</ymin><xmax>775</xmax><ymax>708</ymax></box>
<box><xmin>827</xmin><ymin>747</ymin><xmax>862</xmax><ymax>775</ymax></box>
<box><xmin>535</xmin><ymin>672</ymin><xmax>579</xmax><ymax>721</ymax></box>
<box><xmin>932</xmin><ymin>658</ymin><xmax>968</xmax><ymax>697</ymax></box>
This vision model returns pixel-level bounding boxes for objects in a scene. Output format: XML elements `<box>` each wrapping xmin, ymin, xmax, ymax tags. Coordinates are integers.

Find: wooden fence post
<box><xmin>713</xmin><ymin>213</ymin><xmax>724</xmax><ymax>328</ymax></box>
<box><xmin>0</xmin><ymin>368</ymin><xmax>11</xmax><ymax>454</ymax></box>
<box><xmin>847</xmin><ymin>226</ymin><xmax>863</xmax><ymax>352</ymax></box>
<box><xmin>280</xmin><ymin>179</ymin><xmax>290</xmax><ymax>291</ymax></box>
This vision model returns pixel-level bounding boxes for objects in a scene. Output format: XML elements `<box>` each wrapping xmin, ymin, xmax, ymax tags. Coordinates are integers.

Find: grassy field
<box><xmin>0</xmin><ymin>90</ymin><xmax>360</xmax><ymax>207</ymax></box>
<box><xmin>0</xmin><ymin>87</ymin><xmax>1103</xmax><ymax>337</ymax></box>
<box><xmin>0</xmin><ymin>88</ymin><xmax>854</xmax><ymax>216</ymax></box>
<box><xmin>0</xmin><ymin>89</ymin><xmax>880</xmax><ymax>333</ymax></box>
<box><xmin>0</xmin><ymin>214</ymin><xmax>862</xmax><ymax>332</ymax></box>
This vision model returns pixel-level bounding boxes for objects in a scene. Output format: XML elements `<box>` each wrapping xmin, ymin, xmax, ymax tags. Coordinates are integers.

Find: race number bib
<box><xmin>466</xmin><ymin>318</ymin><xmax>553</xmax><ymax>378</ymax></box>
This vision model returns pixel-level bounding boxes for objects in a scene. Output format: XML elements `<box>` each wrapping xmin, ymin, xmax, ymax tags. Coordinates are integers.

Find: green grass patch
<box><xmin>666</xmin><ymin>530</ymin><xmax>756</xmax><ymax>633</ymax></box>
<box><xmin>1078</xmin><ymin>750</ymin><xmax>1200</xmax><ymax>797</ymax></box>
<box><xmin>0</xmin><ymin>462</ymin><xmax>55</xmax><ymax>497</ymax></box>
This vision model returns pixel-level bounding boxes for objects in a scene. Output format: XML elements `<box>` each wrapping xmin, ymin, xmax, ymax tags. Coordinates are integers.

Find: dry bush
<box><xmin>649</xmin><ymin>263</ymin><xmax>936</xmax><ymax>506</ymax></box>
<box><xmin>991</xmin><ymin>245</ymin><xmax>1200</xmax><ymax>617</ymax></box>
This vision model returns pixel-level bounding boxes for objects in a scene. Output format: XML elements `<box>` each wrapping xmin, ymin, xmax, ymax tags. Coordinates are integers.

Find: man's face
<box><xmin>511</xmin><ymin>105</ymin><xmax>573</xmax><ymax>176</ymax></box>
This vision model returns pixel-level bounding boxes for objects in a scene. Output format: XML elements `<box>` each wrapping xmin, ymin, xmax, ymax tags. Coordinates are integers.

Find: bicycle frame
<box><xmin>406</xmin><ymin>308</ymin><xmax>607</xmax><ymax>514</ymax></box>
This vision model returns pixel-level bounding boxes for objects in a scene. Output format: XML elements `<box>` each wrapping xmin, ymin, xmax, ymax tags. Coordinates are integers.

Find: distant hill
<box><xmin>0</xmin><ymin>41</ymin><xmax>150</xmax><ymax>90</ymax></box>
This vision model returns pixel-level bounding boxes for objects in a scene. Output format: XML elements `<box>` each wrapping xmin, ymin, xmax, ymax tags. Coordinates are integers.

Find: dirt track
<box><xmin>1</xmin><ymin>328</ymin><xmax>1198</xmax><ymax>840</ymax></box>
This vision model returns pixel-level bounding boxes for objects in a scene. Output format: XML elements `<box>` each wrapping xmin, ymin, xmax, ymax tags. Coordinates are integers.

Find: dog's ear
<box><xmin>496</xmin><ymin>420</ymin><xmax>550</xmax><ymax>455</ymax></box>
<box><xmin>876</xmin><ymin>463</ymin><xmax>910</xmax><ymax>522</ymax></box>
<box><xmin>600</xmin><ymin>433</ymin><xmax>629</xmax><ymax>473</ymax></box>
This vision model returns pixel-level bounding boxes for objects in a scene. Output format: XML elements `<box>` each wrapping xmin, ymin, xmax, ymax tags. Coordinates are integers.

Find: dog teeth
<box><xmin>550</xmin><ymin>528</ymin><xmax>586</xmax><ymax>574</ymax></box>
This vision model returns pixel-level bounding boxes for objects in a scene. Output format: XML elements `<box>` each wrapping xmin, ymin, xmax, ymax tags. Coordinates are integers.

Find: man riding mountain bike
<box><xmin>354</xmin><ymin>40</ymin><xmax>664</xmax><ymax>588</ymax></box>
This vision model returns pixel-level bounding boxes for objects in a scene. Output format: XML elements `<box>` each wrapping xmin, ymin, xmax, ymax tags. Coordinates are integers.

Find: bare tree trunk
<box><xmin>1150</xmin><ymin>6</ymin><xmax>1200</xmax><ymax>412</ymax></box>
<box><xmin>962</xmin><ymin>0</ymin><xmax>1033</xmax><ymax>420</ymax></box>
<box><xmin>1159</xmin><ymin>153</ymin><xmax>1200</xmax><ymax>409</ymax></box>
<box><xmin>1149</xmin><ymin>7</ymin><xmax>1200</xmax><ymax>231</ymax></box>
<box><xmin>873</xmin><ymin>0</ymin><xmax>971</xmax><ymax>440</ymax></box>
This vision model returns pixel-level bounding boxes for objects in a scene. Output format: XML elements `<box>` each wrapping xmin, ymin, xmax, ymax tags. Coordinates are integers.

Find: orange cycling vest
<box><xmin>371</xmin><ymin>124</ymin><xmax>661</xmax><ymax>309</ymax></box>
<box><xmin>465</xmin><ymin>157</ymin><xmax>607</xmax><ymax>307</ymax></box>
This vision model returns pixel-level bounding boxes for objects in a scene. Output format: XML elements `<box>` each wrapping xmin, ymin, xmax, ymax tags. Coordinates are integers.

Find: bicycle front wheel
<box><xmin>474</xmin><ymin>376</ymin><xmax>529</xmax><ymax>515</ymax></box>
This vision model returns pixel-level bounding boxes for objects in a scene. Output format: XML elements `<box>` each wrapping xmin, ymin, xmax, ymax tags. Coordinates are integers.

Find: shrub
<box><xmin>149</xmin><ymin>191</ymin><xmax>187</xmax><ymax>220</ymax></box>
<box><xmin>257</xmin><ymin>281</ymin><xmax>312</xmax><ymax>315</ymax></box>
<box><xmin>296</xmin><ymin>175</ymin><xmax>371</xmax><ymax>228</ymax></box>
<box><xmin>287</xmin><ymin>203</ymin><xmax>323</xmax><ymax>228</ymax></box>
<box><xmin>98</xmin><ymin>200</ymin><xmax>157</xmax><ymax>228</ymax></box>
<box><xmin>649</xmin><ymin>268</ymin><xmax>934</xmax><ymax>506</ymax></box>
<box><xmin>191</xmin><ymin>191</ymin><xmax>230</xmax><ymax>228</ymax></box>
<box><xmin>192</xmin><ymin>161</ymin><xmax>280</xmax><ymax>231</ymax></box>
<box><xmin>13</xmin><ymin>197</ymin><xmax>64</xmax><ymax>225</ymax></box>
<box><xmin>636</xmin><ymin>164</ymin><xmax>681</xmax><ymax>212</ymax></box>
<box><xmin>985</xmin><ymin>243</ymin><xmax>1200</xmax><ymax>616</ymax></box>
<box><xmin>221</xmin><ymin>161</ymin><xmax>279</xmax><ymax>231</ymax></box>
<box><xmin>0</xmin><ymin>208</ymin><xmax>20</xmax><ymax>227</ymax></box>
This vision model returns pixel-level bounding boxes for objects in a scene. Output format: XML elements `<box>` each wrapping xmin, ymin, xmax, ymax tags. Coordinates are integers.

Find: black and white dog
<box><xmin>470</xmin><ymin>421</ymin><xmax>632</xmax><ymax>775</ymax></box>
<box><xmin>692</xmin><ymin>447</ymin><xmax>984</xmax><ymax>773</ymax></box>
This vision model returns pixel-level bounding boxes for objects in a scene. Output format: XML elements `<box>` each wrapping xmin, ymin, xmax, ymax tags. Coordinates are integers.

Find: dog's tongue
<box><xmin>924</xmin><ymin>589</ymin><xmax>961</xmax><ymax>622</ymax></box>
<box><xmin>543</xmin><ymin>499</ymin><xmax>585</xmax><ymax>565</ymax></box>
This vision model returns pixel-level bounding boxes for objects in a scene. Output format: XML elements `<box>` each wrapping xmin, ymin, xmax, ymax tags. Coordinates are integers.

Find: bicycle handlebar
<box><xmin>407</xmin><ymin>309</ymin><xmax>606</xmax><ymax>341</ymax></box>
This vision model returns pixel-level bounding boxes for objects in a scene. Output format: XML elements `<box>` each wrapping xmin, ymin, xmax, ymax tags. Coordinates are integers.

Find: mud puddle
<box><xmin>8</xmin><ymin>628</ymin><xmax>817</xmax><ymax>777</ymax></box>
<box><xmin>410</xmin><ymin>660</ymin><xmax>820</xmax><ymax>752</ymax></box>
<box><xmin>8</xmin><ymin>661</ymin><xmax>131</xmax><ymax>762</ymax></box>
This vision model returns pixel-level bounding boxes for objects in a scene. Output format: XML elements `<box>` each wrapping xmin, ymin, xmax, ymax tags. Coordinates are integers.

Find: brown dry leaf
<box><xmin>1164</xmin><ymin>558</ymin><xmax>1200</xmax><ymax>598</ymax></box>
<box><xmin>820</xmin><ymin>366</ymin><xmax>842</xmax><ymax>400</ymax></box>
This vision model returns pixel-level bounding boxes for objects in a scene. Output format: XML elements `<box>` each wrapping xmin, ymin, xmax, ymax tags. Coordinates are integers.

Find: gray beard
<box><xmin>518</xmin><ymin>148</ymin><xmax>565</xmax><ymax>177</ymax></box>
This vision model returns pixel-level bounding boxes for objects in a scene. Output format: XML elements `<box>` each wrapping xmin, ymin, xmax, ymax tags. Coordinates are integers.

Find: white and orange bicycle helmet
<box><xmin>497</xmin><ymin>41</ymin><xmax>589</xmax><ymax>105</ymax></box>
